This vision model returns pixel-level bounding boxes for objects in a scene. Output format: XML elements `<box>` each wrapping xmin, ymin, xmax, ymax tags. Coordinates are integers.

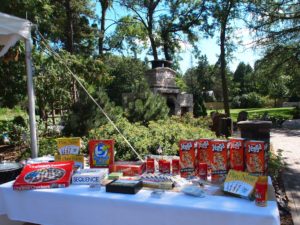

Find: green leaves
<box><xmin>89</xmin><ymin>115</ymin><xmax>215</xmax><ymax>160</ymax></box>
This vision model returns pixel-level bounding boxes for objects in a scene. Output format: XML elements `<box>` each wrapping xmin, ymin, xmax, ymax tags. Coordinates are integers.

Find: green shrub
<box><xmin>268</xmin><ymin>148</ymin><xmax>285</xmax><ymax>179</ymax></box>
<box><xmin>38</xmin><ymin>137</ymin><xmax>58</xmax><ymax>157</ymax></box>
<box><xmin>0</xmin><ymin>116</ymin><xmax>29</xmax><ymax>146</ymax></box>
<box><xmin>89</xmin><ymin>115</ymin><xmax>215</xmax><ymax>161</ymax></box>
<box><xmin>231</xmin><ymin>92</ymin><xmax>265</xmax><ymax>108</ymax></box>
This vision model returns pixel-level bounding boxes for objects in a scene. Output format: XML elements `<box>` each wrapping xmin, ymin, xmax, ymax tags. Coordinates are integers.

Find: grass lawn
<box><xmin>207</xmin><ymin>107</ymin><xmax>295</xmax><ymax>122</ymax></box>
<box><xmin>0</xmin><ymin>107</ymin><xmax>27</xmax><ymax>121</ymax></box>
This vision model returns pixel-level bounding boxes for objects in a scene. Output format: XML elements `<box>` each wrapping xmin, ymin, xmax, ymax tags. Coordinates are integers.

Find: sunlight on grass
<box><xmin>207</xmin><ymin>107</ymin><xmax>295</xmax><ymax>122</ymax></box>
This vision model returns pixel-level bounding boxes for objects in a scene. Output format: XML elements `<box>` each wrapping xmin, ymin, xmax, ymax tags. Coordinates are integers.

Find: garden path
<box><xmin>271</xmin><ymin>129</ymin><xmax>300</xmax><ymax>225</ymax></box>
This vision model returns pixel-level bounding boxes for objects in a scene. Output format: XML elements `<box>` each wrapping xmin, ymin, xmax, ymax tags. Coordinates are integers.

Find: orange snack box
<box><xmin>229</xmin><ymin>138</ymin><xmax>245</xmax><ymax>171</ymax></box>
<box><xmin>197</xmin><ymin>138</ymin><xmax>211</xmax><ymax>163</ymax></box>
<box><xmin>89</xmin><ymin>140</ymin><xmax>114</xmax><ymax>168</ymax></box>
<box><xmin>179</xmin><ymin>140</ymin><xmax>195</xmax><ymax>178</ymax></box>
<box><xmin>245</xmin><ymin>140</ymin><xmax>265</xmax><ymax>175</ymax></box>
<box><xmin>210</xmin><ymin>140</ymin><xmax>228</xmax><ymax>182</ymax></box>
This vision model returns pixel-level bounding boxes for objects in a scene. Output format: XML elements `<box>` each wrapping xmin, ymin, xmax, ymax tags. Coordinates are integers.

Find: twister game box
<box><xmin>89</xmin><ymin>140</ymin><xmax>114</xmax><ymax>168</ymax></box>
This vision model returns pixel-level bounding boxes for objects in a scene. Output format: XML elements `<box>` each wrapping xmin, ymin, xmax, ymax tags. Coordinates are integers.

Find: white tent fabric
<box><xmin>0</xmin><ymin>12</ymin><xmax>31</xmax><ymax>56</ymax></box>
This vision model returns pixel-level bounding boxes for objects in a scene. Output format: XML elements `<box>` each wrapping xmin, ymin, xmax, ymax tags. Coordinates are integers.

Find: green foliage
<box><xmin>0</xmin><ymin>0</ymin><xmax>97</xmax><ymax>55</ymax></box>
<box><xmin>254</xmin><ymin>45</ymin><xmax>299</xmax><ymax>101</ymax></box>
<box><xmin>268</xmin><ymin>149</ymin><xmax>285</xmax><ymax>179</ymax></box>
<box><xmin>0</xmin><ymin>116</ymin><xmax>29</xmax><ymax>146</ymax></box>
<box><xmin>103</xmin><ymin>55</ymin><xmax>148</xmax><ymax>105</ymax></box>
<box><xmin>231</xmin><ymin>92</ymin><xmax>265</xmax><ymax>109</ymax></box>
<box><xmin>37</xmin><ymin>137</ymin><xmax>57</xmax><ymax>157</ymax></box>
<box><xmin>124</xmin><ymin>90</ymin><xmax>169</xmax><ymax>125</ymax></box>
<box><xmin>109</xmin><ymin>16</ymin><xmax>148</xmax><ymax>57</ymax></box>
<box><xmin>63</xmin><ymin>89</ymin><xmax>123</xmax><ymax>137</ymax></box>
<box><xmin>233</xmin><ymin>62</ymin><xmax>255</xmax><ymax>95</ymax></box>
<box><xmin>0</xmin><ymin>45</ymin><xmax>27</xmax><ymax>108</ymax></box>
<box><xmin>0</xmin><ymin>107</ymin><xmax>26</xmax><ymax>121</ymax></box>
<box><xmin>34</xmin><ymin>50</ymin><xmax>111</xmax><ymax>125</ymax></box>
<box><xmin>193</xmin><ymin>93</ymin><xmax>207</xmax><ymax>117</ymax></box>
<box><xmin>89</xmin><ymin>115</ymin><xmax>215</xmax><ymax>160</ymax></box>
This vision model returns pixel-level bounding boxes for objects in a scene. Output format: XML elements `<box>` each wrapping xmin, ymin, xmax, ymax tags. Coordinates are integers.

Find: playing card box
<box><xmin>223</xmin><ymin>169</ymin><xmax>258</xmax><ymax>199</ymax></box>
<box><xmin>57</xmin><ymin>137</ymin><xmax>81</xmax><ymax>155</ymax></box>
<box><xmin>54</xmin><ymin>154</ymin><xmax>85</xmax><ymax>169</ymax></box>
<box><xmin>13</xmin><ymin>161</ymin><xmax>74</xmax><ymax>190</ymax></box>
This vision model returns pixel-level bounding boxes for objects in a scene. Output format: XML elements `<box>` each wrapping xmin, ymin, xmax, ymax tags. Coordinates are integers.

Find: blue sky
<box><xmin>180</xmin><ymin>35</ymin><xmax>262</xmax><ymax>73</ymax></box>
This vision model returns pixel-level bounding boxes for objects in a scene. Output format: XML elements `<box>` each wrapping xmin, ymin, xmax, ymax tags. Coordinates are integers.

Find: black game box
<box><xmin>106</xmin><ymin>179</ymin><xmax>142</xmax><ymax>194</ymax></box>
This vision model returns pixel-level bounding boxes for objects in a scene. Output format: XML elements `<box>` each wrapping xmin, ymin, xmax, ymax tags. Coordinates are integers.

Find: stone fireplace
<box><xmin>145</xmin><ymin>60</ymin><xmax>193</xmax><ymax>116</ymax></box>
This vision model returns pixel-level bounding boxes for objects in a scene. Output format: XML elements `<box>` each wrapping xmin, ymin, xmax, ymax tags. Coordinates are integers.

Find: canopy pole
<box><xmin>25</xmin><ymin>39</ymin><xmax>38</xmax><ymax>158</ymax></box>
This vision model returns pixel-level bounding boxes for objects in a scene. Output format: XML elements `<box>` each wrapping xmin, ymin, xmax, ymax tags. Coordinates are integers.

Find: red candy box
<box><xmin>109</xmin><ymin>161</ymin><xmax>145</xmax><ymax>176</ymax></box>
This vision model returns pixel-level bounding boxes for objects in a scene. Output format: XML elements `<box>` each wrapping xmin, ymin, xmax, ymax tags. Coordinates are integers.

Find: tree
<box><xmin>233</xmin><ymin>62</ymin><xmax>254</xmax><ymax>95</ymax></box>
<box><xmin>98</xmin><ymin>0</ymin><xmax>113</xmax><ymax>56</ymax></box>
<box><xmin>50</xmin><ymin>0</ymin><xmax>97</xmax><ymax>55</ymax></box>
<box><xmin>247</xmin><ymin>0</ymin><xmax>300</xmax><ymax>99</ymax></box>
<box><xmin>34</xmin><ymin>50</ymin><xmax>111</xmax><ymax>128</ymax></box>
<box><xmin>120</xmin><ymin>0</ymin><xmax>162</xmax><ymax>60</ymax></box>
<box><xmin>120</xmin><ymin>0</ymin><xmax>212</xmax><ymax>63</ymax></box>
<box><xmin>184</xmin><ymin>55</ymin><xmax>215</xmax><ymax>116</ymax></box>
<box><xmin>211</xmin><ymin>0</ymin><xmax>243</xmax><ymax>116</ymax></box>
<box><xmin>63</xmin><ymin>88</ymin><xmax>123</xmax><ymax>136</ymax></box>
<box><xmin>0</xmin><ymin>45</ymin><xmax>27</xmax><ymax>108</ymax></box>
<box><xmin>108</xmin><ymin>16</ymin><xmax>148</xmax><ymax>58</ymax></box>
<box><xmin>158</xmin><ymin>0</ymin><xmax>211</xmax><ymax>61</ymax></box>
<box><xmin>124</xmin><ymin>89</ymin><xmax>169</xmax><ymax>125</ymax></box>
<box><xmin>254</xmin><ymin>46</ymin><xmax>297</xmax><ymax>106</ymax></box>
<box><xmin>103</xmin><ymin>55</ymin><xmax>149</xmax><ymax>105</ymax></box>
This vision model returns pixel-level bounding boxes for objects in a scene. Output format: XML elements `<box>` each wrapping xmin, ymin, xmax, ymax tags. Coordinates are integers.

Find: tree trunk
<box><xmin>220</xmin><ymin>24</ymin><xmax>230</xmax><ymax>117</ymax></box>
<box><xmin>64</xmin><ymin>0</ymin><xmax>77</xmax><ymax>102</ymax></box>
<box><xmin>64</xmin><ymin>0</ymin><xmax>74</xmax><ymax>53</ymax></box>
<box><xmin>149</xmin><ymin>31</ymin><xmax>158</xmax><ymax>60</ymax></box>
<box><xmin>99</xmin><ymin>0</ymin><xmax>108</xmax><ymax>56</ymax></box>
<box><xmin>148</xmin><ymin>5</ymin><xmax>158</xmax><ymax>61</ymax></box>
<box><xmin>163</xmin><ymin>37</ymin><xmax>172</xmax><ymax>61</ymax></box>
<box><xmin>51</xmin><ymin>103</ymin><xmax>56</xmax><ymax>125</ymax></box>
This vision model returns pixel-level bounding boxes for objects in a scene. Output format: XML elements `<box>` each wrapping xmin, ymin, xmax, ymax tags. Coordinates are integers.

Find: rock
<box><xmin>282</xmin><ymin>119</ymin><xmax>300</xmax><ymax>129</ymax></box>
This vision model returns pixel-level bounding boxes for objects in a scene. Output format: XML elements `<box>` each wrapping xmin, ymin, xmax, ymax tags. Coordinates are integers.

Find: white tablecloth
<box><xmin>0</xmin><ymin>181</ymin><xmax>280</xmax><ymax>225</ymax></box>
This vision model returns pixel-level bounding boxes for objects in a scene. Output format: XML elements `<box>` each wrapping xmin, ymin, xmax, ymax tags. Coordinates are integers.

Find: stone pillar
<box><xmin>237</xmin><ymin>121</ymin><xmax>272</xmax><ymax>143</ymax></box>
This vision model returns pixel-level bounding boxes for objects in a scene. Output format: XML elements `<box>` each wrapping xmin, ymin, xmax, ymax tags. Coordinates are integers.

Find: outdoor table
<box><xmin>0</xmin><ymin>180</ymin><xmax>280</xmax><ymax>225</ymax></box>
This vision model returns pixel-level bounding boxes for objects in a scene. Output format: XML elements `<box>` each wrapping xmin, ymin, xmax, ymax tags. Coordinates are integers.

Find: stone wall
<box><xmin>282</xmin><ymin>102</ymin><xmax>300</xmax><ymax>107</ymax></box>
<box><xmin>145</xmin><ymin>67</ymin><xmax>178</xmax><ymax>89</ymax></box>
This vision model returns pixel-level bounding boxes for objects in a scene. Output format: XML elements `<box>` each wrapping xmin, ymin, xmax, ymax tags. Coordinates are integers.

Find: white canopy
<box><xmin>0</xmin><ymin>12</ymin><xmax>31</xmax><ymax>57</ymax></box>
<box><xmin>0</xmin><ymin>12</ymin><xmax>38</xmax><ymax>158</ymax></box>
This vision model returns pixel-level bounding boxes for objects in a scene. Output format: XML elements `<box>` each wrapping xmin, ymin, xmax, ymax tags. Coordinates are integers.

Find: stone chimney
<box><xmin>145</xmin><ymin>60</ymin><xmax>193</xmax><ymax>116</ymax></box>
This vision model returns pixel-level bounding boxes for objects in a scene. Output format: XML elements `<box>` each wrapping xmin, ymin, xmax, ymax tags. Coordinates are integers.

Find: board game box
<box><xmin>13</xmin><ymin>161</ymin><xmax>74</xmax><ymax>190</ymax></box>
<box><xmin>89</xmin><ymin>140</ymin><xmax>114</xmax><ymax>168</ymax></box>
<box><xmin>72</xmin><ymin>168</ymin><xmax>108</xmax><ymax>185</ymax></box>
